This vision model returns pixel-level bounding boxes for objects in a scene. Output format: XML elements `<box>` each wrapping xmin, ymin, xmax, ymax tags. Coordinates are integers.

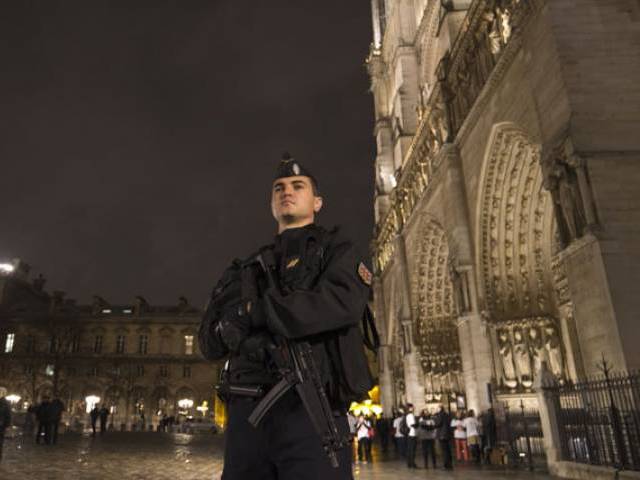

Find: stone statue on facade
<box><xmin>544</xmin><ymin>324</ymin><xmax>564</xmax><ymax>377</ymax></box>
<box><xmin>513</xmin><ymin>327</ymin><xmax>533</xmax><ymax>387</ymax></box>
<box><xmin>528</xmin><ymin>326</ymin><xmax>546</xmax><ymax>375</ymax></box>
<box><xmin>498</xmin><ymin>329</ymin><xmax>518</xmax><ymax>388</ymax></box>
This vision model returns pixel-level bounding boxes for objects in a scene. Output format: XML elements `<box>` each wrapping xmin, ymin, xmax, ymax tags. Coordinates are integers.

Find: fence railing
<box><xmin>544</xmin><ymin>369</ymin><xmax>640</xmax><ymax>471</ymax></box>
<box><xmin>496</xmin><ymin>402</ymin><xmax>546</xmax><ymax>470</ymax></box>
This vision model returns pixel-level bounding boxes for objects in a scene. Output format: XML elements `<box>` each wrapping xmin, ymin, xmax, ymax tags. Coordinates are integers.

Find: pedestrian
<box><xmin>198</xmin><ymin>153</ymin><xmax>378</xmax><ymax>479</ymax></box>
<box><xmin>49</xmin><ymin>397</ymin><xmax>65</xmax><ymax>445</ymax></box>
<box><xmin>464</xmin><ymin>409</ymin><xmax>481</xmax><ymax>464</ymax></box>
<box><xmin>405</xmin><ymin>403</ymin><xmax>418</xmax><ymax>468</ymax></box>
<box><xmin>481</xmin><ymin>407</ymin><xmax>497</xmax><ymax>464</ymax></box>
<box><xmin>355</xmin><ymin>414</ymin><xmax>372</xmax><ymax>464</ymax></box>
<box><xmin>376</xmin><ymin>415</ymin><xmax>390</xmax><ymax>454</ymax></box>
<box><xmin>418</xmin><ymin>409</ymin><xmax>437</xmax><ymax>469</ymax></box>
<box><xmin>0</xmin><ymin>395</ymin><xmax>11</xmax><ymax>462</ymax></box>
<box><xmin>347</xmin><ymin>411</ymin><xmax>357</xmax><ymax>464</ymax></box>
<box><xmin>99</xmin><ymin>406</ymin><xmax>109</xmax><ymax>433</ymax></box>
<box><xmin>89</xmin><ymin>405</ymin><xmax>99</xmax><ymax>436</ymax></box>
<box><xmin>434</xmin><ymin>404</ymin><xmax>453</xmax><ymax>470</ymax></box>
<box><xmin>392</xmin><ymin>408</ymin><xmax>406</xmax><ymax>457</ymax></box>
<box><xmin>35</xmin><ymin>397</ymin><xmax>51</xmax><ymax>444</ymax></box>
<box><xmin>452</xmin><ymin>410</ymin><xmax>469</xmax><ymax>463</ymax></box>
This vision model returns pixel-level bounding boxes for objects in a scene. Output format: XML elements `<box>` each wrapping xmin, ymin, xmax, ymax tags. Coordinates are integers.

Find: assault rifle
<box><xmin>244</xmin><ymin>249</ymin><xmax>348</xmax><ymax>468</ymax></box>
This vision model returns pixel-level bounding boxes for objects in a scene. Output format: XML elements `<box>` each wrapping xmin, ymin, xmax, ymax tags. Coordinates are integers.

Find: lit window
<box><xmin>183</xmin><ymin>365</ymin><xmax>191</xmax><ymax>378</ymax></box>
<box><xmin>159</xmin><ymin>365</ymin><xmax>168</xmax><ymax>377</ymax></box>
<box><xmin>4</xmin><ymin>333</ymin><xmax>15</xmax><ymax>353</ymax></box>
<box><xmin>123</xmin><ymin>309</ymin><xmax>132</xmax><ymax>314</ymax></box>
<box><xmin>45</xmin><ymin>364</ymin><xmax>55</xmax><ymax>376</ymax></box>
<box><xmin>94</xmin><ymin>335</ymin><xmax>103</xmax><ymax>353</ymax></box>
<box><xmin>139</xmin><ymin>335</ymin><xmax>148</xmax><ymax>354</ymax></box>
<box><xmin>184</xmin><ymin>335</ymin><xmax>194</xmax><ymax>355</ymax></box>
<box><xmin>116</xmin><ymin>335</ymin><xmax>126</xmax><ymax>354</ymax></box>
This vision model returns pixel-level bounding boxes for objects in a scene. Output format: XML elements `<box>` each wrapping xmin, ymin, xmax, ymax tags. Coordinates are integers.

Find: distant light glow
<box><xmin>85</xmin><ymin>395</ymin><xmax>100</xmax><ymax>413</ymax></box>
<box><xmin>178</xmin><ymin>398</ymin><xmax>194</xmax><ymax>409</ymax></box>
<box><xmin>4</xmin><ymin>333</ymin><xmax>15</xmax><ymax>353</ymax></box>
<box><xmin>122</xmin><ymin>309</ymin><xmax>132</xmax><ymax>314</ymax></box>
<box><xmin>6</xmin><ymin>394</ymin><xmax>21</xmax><ymax>404</ymax></box>
<box><xmin>0</xmin><ymin>263</ymin><xmax>15</xmax><ymax>274</ymax></box>
<box><xmin>101</xmin><ymin>309</ymin><xmax>112</xmax><ymax>314</ymax></box>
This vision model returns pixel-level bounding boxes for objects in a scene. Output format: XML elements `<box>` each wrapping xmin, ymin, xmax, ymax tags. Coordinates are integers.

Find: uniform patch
<box><xmin>286</xmin><ymin>257</ymin><xmax>300</xmax><ymax>269</ymax></box>
<box><xmin>357</xmin><ymin>262</ymin><xmax>372</xmax><ymax>286</ymax></box>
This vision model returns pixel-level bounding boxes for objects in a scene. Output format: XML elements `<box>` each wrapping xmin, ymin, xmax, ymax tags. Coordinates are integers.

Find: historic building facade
<box><xmin>368</xmin><ymin>0</ymin><xmax>640</xmax><ymax>415</ymax></box>
<box><xmin>0</xmin><ymin>260</ymin><xmax>220</xmax><ymax>430</ymax></box>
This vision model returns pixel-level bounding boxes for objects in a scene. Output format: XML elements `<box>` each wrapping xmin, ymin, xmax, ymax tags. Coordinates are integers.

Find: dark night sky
<box><xmin>0</xmin><ymin>1</ymin><xmax>375</xmax><ymax>306</ymax></box>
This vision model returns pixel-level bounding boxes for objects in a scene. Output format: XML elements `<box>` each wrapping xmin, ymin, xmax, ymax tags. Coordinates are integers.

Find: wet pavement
<box><xmin>0</xmin><ymin>431</ymin><xmax>555</xmax><ymax>480</ymax></box>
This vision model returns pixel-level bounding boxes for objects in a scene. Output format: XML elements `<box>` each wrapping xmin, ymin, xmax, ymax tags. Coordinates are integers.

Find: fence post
<box><xmin>535</xmin><ymin>362</ymin><xmax>563</xmax><ymax>472</ymax></box>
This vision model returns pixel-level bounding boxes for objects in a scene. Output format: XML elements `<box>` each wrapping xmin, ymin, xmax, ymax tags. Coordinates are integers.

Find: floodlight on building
<box><xmin>196</xmin><ymin>401</ymin><xmax>209</xmax><ymax>416</ymax></box>
<box><xmin>178</xmin><ymin>398</ymin><xmax>194</xmax><ymax>409</ymax></box>
<box><xmin>6</xmin><ymin>394</ymin><xmax>21</xmax><ymax>404</ymax></box>
<box><xmin>85</xmin><ymin>395</ymin><xmax>100</xmax><ymax>413</ymax></box>
<box><xmin>0</xmin><ymin>263</ymin><xmax>15</xmax><ymax>274</ymax></box>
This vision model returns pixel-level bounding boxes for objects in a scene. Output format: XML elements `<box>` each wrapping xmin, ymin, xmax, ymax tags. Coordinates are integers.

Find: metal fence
<box><xmin>496</xmin><ymin>403</ymin><xmax>546</xmax><ymax>470</ymax></box>
<box><xmin>545</xmin><ymin>369</ymin><xmax>640</xmax><ymax>471</ymax></box>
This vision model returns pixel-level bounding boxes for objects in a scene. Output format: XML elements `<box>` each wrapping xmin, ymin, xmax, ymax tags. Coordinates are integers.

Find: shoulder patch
<box><xmin>357</xmin><ymin>262</ymin><xmax>372</xmax><ymax>286</ymax></box>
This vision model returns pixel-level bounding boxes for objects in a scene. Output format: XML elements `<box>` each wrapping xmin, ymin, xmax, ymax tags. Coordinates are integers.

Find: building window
<box><xmin>71</xmin><ymin>335</ymin><xmax>80</xmax><ymax>353</ymax></box>
<box><xmin>138</xmin><ymin>335</ymin><xmax>148</xmax><ymax>354</ymax></box>
<box><xmin>136</xmin><ymin>365</ymin><xmax>145</xmax><ymax>377</ymax></box>
<box><xmin>24</xmin><ymin>364</ymin><xmax>33</xmax><ymax>375</ymax></box>
<box><xmin>26</xmin><ymin>335</ymin><xmax>35</xmax><ymax>353</ymax></box>
<box><xmin>159</xmin><ymin>365</ymin><xmax>168</xmax><ymax>377</ymax></box>
<box><xmin>94</xmin><ymin>335</ymin><xmax>103</xmax><ymax>354</ymax></box>
<box><xmin>4</xmin><ymin>333</ymin><xmax>15</xmax><ymax>353</ymax></box>
<box><xmin>116</xmin><ymin>335</ymin><xmax>126</xmax><ymax>354</ymax></box>
<box><xmin>184</xmin><ymin>335</ymin><xmax>194</xmax><ymax>355</ymax></box>
<box><xmin>183</xmin><ymin>365</ymin><xmax>191</xmax><ymax>378</ymax></box>
<box><xmin>49</xmin><ymin>336</ymin><xmax>58</xmax><ymax>353</ymax></box>
<box><xmin>89</xmin><ymin>366</ymin><xmax>98</xmax><ymax>377</ymax></box>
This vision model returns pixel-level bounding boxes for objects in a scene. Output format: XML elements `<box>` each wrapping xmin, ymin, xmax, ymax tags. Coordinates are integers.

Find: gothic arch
<box><xmin>476</xmin><ymin>123</ymin><xmax>557</xmax><ymax>321</ymax></box>
<box><xmin>476</xmin><ymin>123</ymin><xmax>567</xmax><ymax>389</ymax></box>
<box><xmin>411</xmin><ymin>219</ymin><xmax>462</xmax><ymax>396</ymax></box>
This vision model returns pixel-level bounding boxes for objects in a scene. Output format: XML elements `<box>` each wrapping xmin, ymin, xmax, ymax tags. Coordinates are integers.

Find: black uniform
<box><xmin>199</xmin><ymin>222</ymin><xmax>375</xmax><ymax>480</ymax></box>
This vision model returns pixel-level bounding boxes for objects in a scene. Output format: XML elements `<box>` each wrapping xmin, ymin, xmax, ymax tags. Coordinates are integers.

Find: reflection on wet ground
<box><xmin>0</xmin><ymin>431</ymin><xmax>554</xmax><ymax>480</ymax></box>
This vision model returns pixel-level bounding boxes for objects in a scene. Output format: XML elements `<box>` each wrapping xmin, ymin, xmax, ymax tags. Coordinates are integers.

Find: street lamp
<box><xmin>85</xmin><ymin>395</ymin><xmax>101</xmax><ymax>413</ymax></box>
<box><xmin>0</xmin><ymin>263</ymin><xmax>15</xmax><ymax>274</ymax></box>
<box><xmin>178</xmin><ymin>398</ymin><xmax>193</xmax><ymax>409</ymax></box>
<box><xmin>6</xmin><ymin>394</ymin><xmax>21</xmax><ymax>404</ymax></box>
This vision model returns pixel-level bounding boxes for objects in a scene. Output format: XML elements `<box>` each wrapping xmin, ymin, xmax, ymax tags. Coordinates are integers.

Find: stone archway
<box><xmin>411</xmin><ymin>220</ymin><xmax>463</xmax><ymax>403</ymax></box>
<box><xmin>477</xmin><ymin>124</ymin><xmax>567</xmax><ymax>391</ymax></box>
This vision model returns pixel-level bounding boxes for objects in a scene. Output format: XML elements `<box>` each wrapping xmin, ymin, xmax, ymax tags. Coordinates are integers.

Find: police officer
<box><xmin>199</xmin><ymin>153</ymin><xmax>376</xmax><ymax>480</ymax></box>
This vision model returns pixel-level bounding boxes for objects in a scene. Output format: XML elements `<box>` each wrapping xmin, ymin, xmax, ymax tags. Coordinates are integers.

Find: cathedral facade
<box><xmin>367</xmin><ymin>0</ymin><xmax>640</xmax><ymax>414</ymax></box>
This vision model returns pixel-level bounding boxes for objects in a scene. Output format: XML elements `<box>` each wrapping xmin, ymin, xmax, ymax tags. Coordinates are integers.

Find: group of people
<box><xmin>30</xmin><ymin>396</ymin><xmax>66</xmax><ymax>445</ymax></box>
<box><xmin>89</xmin><ymin>405</ymin><xmax>110</xmax><ymax>436</ymax></box>
<box><xmin>348</xmin><ymin>403</ymin><xmax>498</xmax><ymax>470</ymax></box>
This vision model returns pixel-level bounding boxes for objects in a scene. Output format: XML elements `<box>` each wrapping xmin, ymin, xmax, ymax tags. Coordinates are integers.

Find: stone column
<box><xmin>373</xmin><ymin>275</ymin><xmax>395</xmax><ymax>416</ymax></box>
<box><xmin>535</xmin><ymin>362</ymin><xmax>563</xmax><ymax>470</ymax></box>
<box><xmin>440</xmin><ymin>144</ymin><xmax>493</xmax><ymax>412</ymax></box>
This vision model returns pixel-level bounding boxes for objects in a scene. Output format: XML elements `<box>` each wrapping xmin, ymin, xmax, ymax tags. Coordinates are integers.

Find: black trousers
<box><xmin>357</xmin><ymin>437</ymin><xmax>371</xmax><ymax>462</ymax></box>
<box><xmin>439</xmin><ymin>439</ymin><xmax>453</xmax><ymax>469</ymax></box>
<box><xmin>36</xmin><ymin>422</ymin><xmax>51</xmax><ymax>444</ymax></box>
<box><xmin>222</xmin><ymin>391</ymin><xmax>352</xmax><ymax>480</ymax></box>
<box><xmin>50</xmin><ymin>421</ymin><xmax>60</xmax><ymax>444</ymax></box>
<box><xmin>406</xmin><ymin>437</ymin><xmax>417</xmax><ymax>467</ymax></box>
<box><xmin>421</xmin><ymin>439</ymin><xmax>436</xmax><ymax>468</ymax></box>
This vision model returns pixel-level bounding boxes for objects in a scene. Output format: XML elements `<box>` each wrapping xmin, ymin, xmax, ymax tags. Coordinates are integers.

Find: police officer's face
<box><xmin>271</xmin><ymin>176</ymin><xmax>322</xmax><ymax>227</ymax></box>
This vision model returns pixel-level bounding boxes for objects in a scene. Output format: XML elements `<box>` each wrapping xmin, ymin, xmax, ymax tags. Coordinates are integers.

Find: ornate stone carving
<box><xmin>541</xmin><ymin>136</ymin><xmax>598</xmax><ymax>248</ymax></box>
<box><xmin>498</xmin><ymin>328</ymin><xmax>517</xmax><ymax>388</ymax></box>
<box><xmin>544</xmin><ymin>324</ymin><xmax>564</xmax><ymax>377</ymax></box>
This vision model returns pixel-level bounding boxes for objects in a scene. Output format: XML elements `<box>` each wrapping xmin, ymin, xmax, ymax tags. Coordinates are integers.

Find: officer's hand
<box><xmin>216</xmin><ymin>307</ymin><xmax>251</xmax><ymax>352</ymax></box>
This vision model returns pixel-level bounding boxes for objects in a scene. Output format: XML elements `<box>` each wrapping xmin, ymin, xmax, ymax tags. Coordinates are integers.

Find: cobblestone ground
<box><xmin>0</xmin><ymin>432</ymin><xmax>554</xmax><ymax>480</ymax></box>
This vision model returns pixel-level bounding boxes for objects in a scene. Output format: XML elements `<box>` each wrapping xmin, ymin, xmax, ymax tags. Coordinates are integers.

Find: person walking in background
<box><xmin>376</xmin><ymin>415</ymin><xmax>390</xmax><ymax>454</ymax></box>
<box><xmin>481</xmin><ymin>407</ymin><xmax>497</xmax><ymax>464</ymax></box>
<box><xmin>435</xmin><ymin>405</ymin><xmax>453</xmax><ymax>470</ymax></box>
<box><xmin>393</xmin><ymin>407</ymin><xmax>406</xmax><ymax>458</ymax></box>
<box><xmin>49</xmin><ymin>397</ymin><xmax>65</xmax><ymax>445</ymax></box>
<box><xmin>464</xmin><ymin>410</ymin><xmax>481</xmax><ymax>464</ymax></box>
<box><xmin>452</xmin><ymin>410</ymin><xmax>469</xmax><ymax>463</ymax></box>
<box><xmin>35</xmin><ymin>397</ymin><xmax>52</xmax><ymax>444</ymax></box>
<box><xmin>89</xmin><ymin>405</ymin><xmax>99</xmax><ymax>436</ymax></box>
<box><xmin>347</xmin><ymin>411</ymin><xmax>357</xmax><ymax>464</ymax></box>
<box><xmin>98</xmin><ymin>405</ymin><xmax>109</xmax><ymax>434</ymax></box>
<box><xmin>355</xmin><ymin>414</ymin><xmax>372</xmax><ymax>464</ymax></box>
<box><xmin>0</xmin><ymin>395</ymin><xmax>11</xmax><ymax>462</ymax></box>
<box><xmin>405</xmin><ymin>403</ymin><xmax>418</xmax><ymax>469</ymax></box>
<box><xmin>418</xmin><ymin>409</ymin><xmax>437</xmax><ymax>469</ymax></box>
